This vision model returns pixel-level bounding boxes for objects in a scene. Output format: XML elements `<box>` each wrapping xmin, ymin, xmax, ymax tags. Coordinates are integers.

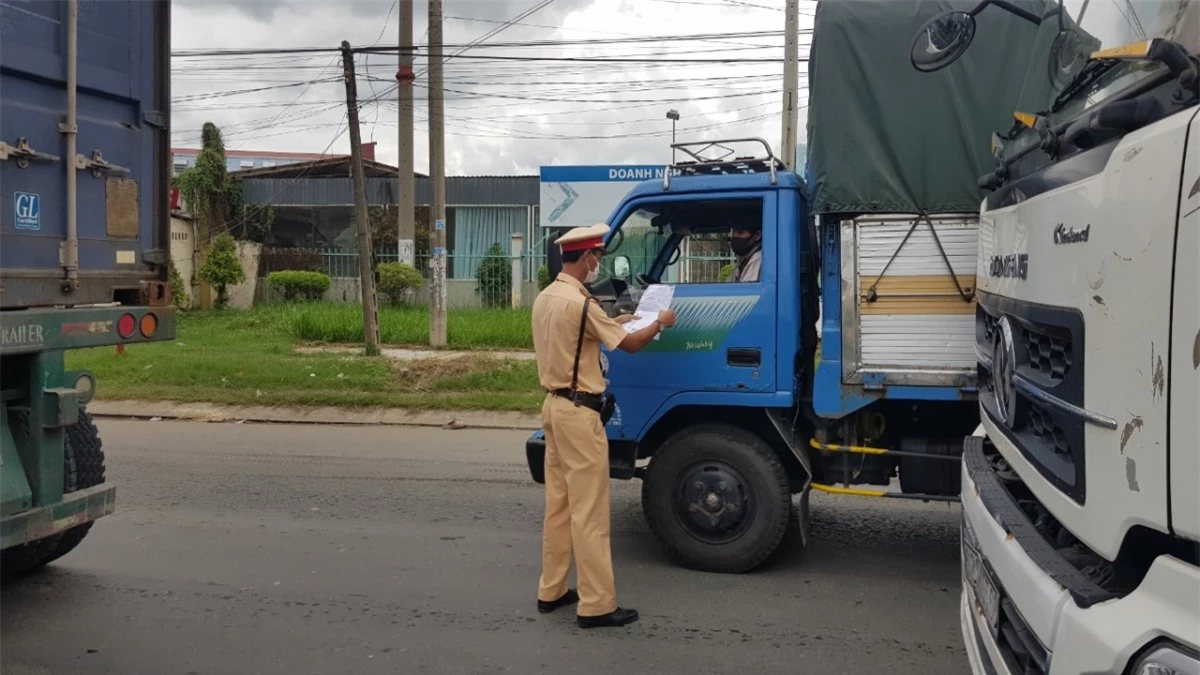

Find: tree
<box><xmin>476</xmin><ymin>243</ymin><xmax>511</xmax><ymax>308</ymax></box>
<box><xmin>197</xmin><ymin>233</ymin><xmax>246</xmax><ymax>309</ymax></box>
<box><xmin>173</xmin><ymin>122</ymin><xmax>231</xmax><ymax>245</ymax></box>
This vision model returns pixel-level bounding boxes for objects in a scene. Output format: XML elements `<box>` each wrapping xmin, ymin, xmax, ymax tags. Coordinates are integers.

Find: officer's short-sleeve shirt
<box><xmin>531</xmin><ymin>274</ymin><xmax>627</xmax><ymax>395</ymax></box>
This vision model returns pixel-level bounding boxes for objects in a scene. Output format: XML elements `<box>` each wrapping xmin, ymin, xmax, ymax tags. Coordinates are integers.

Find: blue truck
<box><xmin>527</xmin><ymin>0</ymin><xmax>1062</xmax><ymax>573</ymax></box>
<box><xmin>1</xmin><ymin>0</ymin><xmax>174</xmax><ymax>578</ymax></box>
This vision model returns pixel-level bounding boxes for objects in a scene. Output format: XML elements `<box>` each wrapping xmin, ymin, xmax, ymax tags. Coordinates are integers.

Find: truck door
<box><xmin>594</xmin><ymin>191</ymin><xmax>779</xmax><ymax>438</ymax></box>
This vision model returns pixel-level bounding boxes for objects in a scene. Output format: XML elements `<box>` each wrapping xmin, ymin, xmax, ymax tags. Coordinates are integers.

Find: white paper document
<box><xmin>623</xmin><ymin>284</ymin><xmax>675</xmax><ymax>335</ymax></box>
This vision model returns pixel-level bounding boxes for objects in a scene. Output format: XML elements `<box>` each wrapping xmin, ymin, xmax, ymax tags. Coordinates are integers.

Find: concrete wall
<box><xmin>225</xmin><ymin>242</ymin><xmax>262</xmax><ymax>310</ymax></box>
<box><xmin>169</xmin><ymin>216</ymin><xmax>197</xmax><ymax>307</ymax></box>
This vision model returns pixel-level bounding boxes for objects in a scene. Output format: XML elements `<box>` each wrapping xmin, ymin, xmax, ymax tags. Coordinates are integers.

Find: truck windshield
<box><xmin>1050</xmin><ymin>0</ymin><xmax>1198</xmax><ymax>122</ymax></box>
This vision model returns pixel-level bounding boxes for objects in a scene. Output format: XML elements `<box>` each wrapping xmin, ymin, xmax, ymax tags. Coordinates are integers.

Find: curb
<box><xmin>88</xmin><ymin>400</ymin><xmax>542</xmax><ymax>431</ymax></box>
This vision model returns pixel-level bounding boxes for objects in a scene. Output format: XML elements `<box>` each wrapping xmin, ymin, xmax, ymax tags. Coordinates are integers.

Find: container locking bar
<box><xmin>0</xmin><ymin>138</ymin><xmax>61</xmax><ymax>168</ymax></box>
<box><xmin>75</xmin><ymin>149</ymin><xmax>130</xmax><ymax>178</ymax></box>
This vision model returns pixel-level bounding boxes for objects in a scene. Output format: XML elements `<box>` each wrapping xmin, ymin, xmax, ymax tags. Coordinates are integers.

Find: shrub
<box><xmin>197</xmin><ymin>233</ymin><xmax>246</xmax><ymax>309</ymax></box>
<box><xmin>377</xmin><ymin>262</ymin><xmax>424</xmax><ymax>305</ymax></box>
<box><xmin>169</xmin><ymin>260</ymin><xmax>190</xmax><ymax>310</ymax></box>
<box><xmin>718</xmin><ymin>262</ymin><xmax>735</xmax><ymax>282</ymax></box>
<box><xmin>268</xmin><ymin>270</ymin><xmax>331</xmax><ymax>302</ymax></box>
<box><xmin>476</xmin><ymin>243</ymin><xmax>511</xmax><ymax>308</ymax></box>
<box><xmin>537</xmin><ymin>264</ymin><xmax>551</xmax><ymax>290</ymax></box>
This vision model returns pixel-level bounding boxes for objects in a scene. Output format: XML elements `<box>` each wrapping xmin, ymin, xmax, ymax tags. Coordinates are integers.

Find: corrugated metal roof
<box><xmin>240</xmin><ymin>175</ymin><xmax>539</xmax><ymax>207</ymax></box>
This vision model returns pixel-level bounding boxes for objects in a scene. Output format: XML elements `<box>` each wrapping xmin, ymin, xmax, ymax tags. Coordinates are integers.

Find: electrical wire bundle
<box><xmin>170</xmin><ymin>0</ymin><xmax>815</xmax><ymax>169</ymax></box>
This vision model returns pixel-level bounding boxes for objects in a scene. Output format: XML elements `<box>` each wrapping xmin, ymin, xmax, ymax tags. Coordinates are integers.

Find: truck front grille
<box><xmin>975</xmin><ymin>295</ymin><xmax>1087</xmax><ymax>503</ymax></box>
<box><xmin>996</xmin><ymin>598</ymin><xmax>1050</xmax><ymax>675</ymax></box>
<box><xmin>1022</xmin><ymin>327</ymin><xmax>1071</xmax><ymax>381</ymax></box>
<box><xmin>1025</xmin><ymin>402</ymin><xmax>1070</xmax><ymax>460</ymax></box>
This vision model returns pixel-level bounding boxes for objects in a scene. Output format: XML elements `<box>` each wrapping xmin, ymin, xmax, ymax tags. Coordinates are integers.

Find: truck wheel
<box><xmin>1</xmin><ymin>409</ymin><xmax>106</xmax><ymax>580</ymax></box>
<box><xmin>641</xmin><ymin>423</ymin><xmax>792</xmax><ymax>573</ymax></box>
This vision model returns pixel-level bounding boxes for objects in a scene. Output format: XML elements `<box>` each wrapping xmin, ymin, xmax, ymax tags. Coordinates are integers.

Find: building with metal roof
<box><xmin>231</xmin><ymin>156</ymin><xmax>542</xmax><ymax>282</ymax></box>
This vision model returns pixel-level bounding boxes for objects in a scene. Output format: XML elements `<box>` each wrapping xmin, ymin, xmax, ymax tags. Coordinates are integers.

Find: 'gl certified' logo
<box><xmin>992</xmin><ymin>316</ymin><xmax>1018</xmax><ymax>426</ymax></box>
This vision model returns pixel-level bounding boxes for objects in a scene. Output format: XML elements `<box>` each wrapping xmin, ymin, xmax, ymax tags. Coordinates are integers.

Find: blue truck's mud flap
<box><xmin>524</xmin><ymin>430</ymin><xmax>639</xmax><ymax>484</ymax></box>
<box><xmin>526</xmin><ymin>431</ymin><xmax>547</xmax><ymax>484</ymax></box>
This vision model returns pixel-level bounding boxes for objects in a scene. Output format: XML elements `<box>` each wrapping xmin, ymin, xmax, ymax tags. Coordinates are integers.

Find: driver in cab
<box><xmin>726</xmin><ymin>221</ymin><xmax>761</xmax><ymax>283</ymax></box>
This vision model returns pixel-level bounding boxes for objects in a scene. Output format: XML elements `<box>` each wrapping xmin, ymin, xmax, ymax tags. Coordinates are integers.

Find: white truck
<box><xmin>910</xmin><ymin>0</ymin><xmax>1200</xmax><ymax>673</ymax></box>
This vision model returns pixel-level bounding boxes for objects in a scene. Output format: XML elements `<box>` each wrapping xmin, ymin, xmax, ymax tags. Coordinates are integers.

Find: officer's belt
<box><xmin>548</xmin><ymin>388</ymin><xmax>604</xmax><ymax>413</ymax></box>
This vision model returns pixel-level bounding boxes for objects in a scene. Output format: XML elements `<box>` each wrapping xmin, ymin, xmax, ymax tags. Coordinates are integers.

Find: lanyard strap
<box><xmin>570</xmin><ymin>295</ymin><xmax>592</xmax><ymax>395</ymax></box>
<box><xmin>554</xmin><ymin>278</ymin><xmax>595</xmax><ymax>396</ymax></box>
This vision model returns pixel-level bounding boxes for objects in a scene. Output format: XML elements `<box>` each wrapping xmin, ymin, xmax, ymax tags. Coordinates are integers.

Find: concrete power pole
<box><xmin>340</xmin><ymin>40</ymin><xmax>382</xmax><ymax>356</ymax></box>
<box><xmin>396</xmin><ymin>0</ymin><xmax>416</xmax><ymax>267</ymax></box>
<box><xmin>780</xmin><ymin>0</ymin><xmax>799</xmax><ymax>170</ymax></box>
<box><xmin>428</xmin><ymin>0</ymin><xmax>448</xmax><ymax>347</ymax></box>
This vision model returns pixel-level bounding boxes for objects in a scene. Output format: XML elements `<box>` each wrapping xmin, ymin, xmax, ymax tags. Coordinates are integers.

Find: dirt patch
<box><xmin>392</xmin><ymin>353</ymin><xmax>504</xmax><ymax>391</ymax></box>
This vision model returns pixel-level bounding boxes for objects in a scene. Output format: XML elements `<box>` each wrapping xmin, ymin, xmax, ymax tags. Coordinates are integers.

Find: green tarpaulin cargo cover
<box><xmin>805</xmin><ymin>0</ymin><xmax>1064</xmax><ymax>215</ymax></box>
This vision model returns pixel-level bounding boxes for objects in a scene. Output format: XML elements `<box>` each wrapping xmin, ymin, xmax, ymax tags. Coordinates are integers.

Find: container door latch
<box><xmin>75</xmin><ymin>150</ymin><xmax>129</xmax><ymax>178</ymax></box>
<box><xmin>0</xmin><ymin>138</ymin><xmax>61</xmax><ymax>168</ymax></box>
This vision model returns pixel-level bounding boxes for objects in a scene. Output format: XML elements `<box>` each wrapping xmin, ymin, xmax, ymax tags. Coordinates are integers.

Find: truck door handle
<box><xmin>727</xmin><ymin>348</ymin><xmax>760</xmax><ymax>367</ymax></box>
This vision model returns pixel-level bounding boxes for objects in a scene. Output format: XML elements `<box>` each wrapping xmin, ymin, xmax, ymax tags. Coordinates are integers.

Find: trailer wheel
<box><xmin>1</xmin><ymin>409</ymin><xmax>106</xmax><ymax>580</ymax></box>
<box><xmin>641</xmin><ymin>423</ymin><xmax>792</xmax><ymax>574</ymax></box>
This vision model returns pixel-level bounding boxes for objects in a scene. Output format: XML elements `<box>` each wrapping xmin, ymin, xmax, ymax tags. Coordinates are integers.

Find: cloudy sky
<box><xmin>171</xmin><ymin>0</ymin><xmax>815</xmax><ymax>175</ymax></box>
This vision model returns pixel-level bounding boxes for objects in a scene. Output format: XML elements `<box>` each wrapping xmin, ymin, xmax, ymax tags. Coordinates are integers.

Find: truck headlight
<box><xmin>1131</xmin><ymin>643</ymin><xmax>1200</xmax><ymax>675</ymax></box>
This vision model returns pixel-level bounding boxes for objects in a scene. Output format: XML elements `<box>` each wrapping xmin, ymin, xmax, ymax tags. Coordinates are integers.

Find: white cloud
<box><xmin>171</xmin><ymin>0</ymin><xmax>814</xmax><ymax>175</ymax></box>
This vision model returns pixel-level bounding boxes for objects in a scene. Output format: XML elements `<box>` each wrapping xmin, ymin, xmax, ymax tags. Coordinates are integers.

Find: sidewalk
<box><xmin>89</xmin><ymin>400</ymin><xmax>542</xmax><ymax>431</ymax></box>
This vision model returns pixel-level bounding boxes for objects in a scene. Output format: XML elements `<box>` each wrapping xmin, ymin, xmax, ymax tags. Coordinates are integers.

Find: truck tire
<box><xmin>1</xmin><ymin>409</ymin><xmax>106</xmax><ymax>580</ymax></box>
<box><xmin>641</xmin><ymin>423</ymin><xmax>792</xmax><ymax>574</ymax></box>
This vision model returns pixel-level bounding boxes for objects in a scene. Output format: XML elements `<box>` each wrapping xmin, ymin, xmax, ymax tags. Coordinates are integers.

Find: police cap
<box><xmin>555</xmin><ymin>223</ymin><xmax>610</xmax><ymax>253</ymax></box>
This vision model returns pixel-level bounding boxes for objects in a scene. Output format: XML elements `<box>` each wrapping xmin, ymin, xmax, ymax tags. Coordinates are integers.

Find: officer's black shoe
<box><xmin>576</xmin><ymin>607</ymin><xmax>639</xmax><ymax>628</ymax></box>
<box><xmin>537</xmin><ymin>589</ymin><xmax>579</xmax><ymax>614</ymax></box>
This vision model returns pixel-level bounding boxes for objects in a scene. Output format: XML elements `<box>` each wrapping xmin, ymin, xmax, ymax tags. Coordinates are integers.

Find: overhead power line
<box><xmin>171</xmin><ymin>29</ymin><xmax>802</xmax><ymax>58</ymax></box>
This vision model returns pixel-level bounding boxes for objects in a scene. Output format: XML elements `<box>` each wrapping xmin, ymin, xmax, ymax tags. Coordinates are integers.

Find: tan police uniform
<box><xmin>531</xmin><ymin>224</ymin><xmax>629</xmax><ymax>618</ymax></box>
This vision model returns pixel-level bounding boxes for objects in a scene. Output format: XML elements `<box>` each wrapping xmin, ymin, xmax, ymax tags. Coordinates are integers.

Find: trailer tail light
<box><xmin>140</xmin><ymin>312</ymin><xmax>158</xmax><ymax>338</ymax></box>
<box><xmin>117</xmin><ymin>313</ymin><xmax>137</xmax><ymax>339</ymax></box>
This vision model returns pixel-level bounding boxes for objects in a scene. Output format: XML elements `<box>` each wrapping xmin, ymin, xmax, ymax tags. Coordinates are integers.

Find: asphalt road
<box><xmin>1</xmin><ymin>419</ymin><xmax>967</xmax><ymax>675</ymax></box>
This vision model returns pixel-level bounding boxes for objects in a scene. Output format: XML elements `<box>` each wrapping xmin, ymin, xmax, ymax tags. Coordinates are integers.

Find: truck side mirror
<box><xmin>613</xmin><ymin>255</ymin><xmax>631</xmax><ymax>279</ymax></box>
<box><xmin>910</xmin><ymin>10</ymin><xmax>977</xmax><ymax>72</ymax></box>
<box><xmin>1047</xmin><ymin>28</ymin><xmax>1085</xmax><ymax>88</ymax></box>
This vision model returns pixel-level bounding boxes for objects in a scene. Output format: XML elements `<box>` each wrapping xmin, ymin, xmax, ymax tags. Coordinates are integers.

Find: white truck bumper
<box><xmin>960</xmin><ymin>441</ymin><xmax>1200</xmax><ymax>675</ymax></box>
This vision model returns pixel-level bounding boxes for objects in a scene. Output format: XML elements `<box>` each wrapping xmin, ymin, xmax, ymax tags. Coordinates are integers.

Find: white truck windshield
<box><xmin>1052</xmin><ymin>0</ymin><xmax>1199</xmax><ymax>119</ymax></box>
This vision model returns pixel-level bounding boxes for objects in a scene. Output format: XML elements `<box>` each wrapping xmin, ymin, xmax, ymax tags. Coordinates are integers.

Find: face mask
<box><xmin>584</xmin><ymin>253</ymin><xmax>601</xmax><ymax>283</ymax></box>
<box><xmin>731</xmin><ymin>236</ymin><xmax>756</xmax><ymax>257</ymax></box>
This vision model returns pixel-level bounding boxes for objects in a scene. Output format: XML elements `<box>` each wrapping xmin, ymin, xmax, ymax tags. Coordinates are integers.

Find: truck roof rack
<box><xmin>663</xmin><ymin>137</ymin><xmax>784</xmax><ymax>190</ymax></box>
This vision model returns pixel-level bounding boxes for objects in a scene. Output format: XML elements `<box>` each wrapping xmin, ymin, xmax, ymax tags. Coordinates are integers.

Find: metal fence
<box><xmin>257</xmin><ymin>245</ymin><xmax>734</xmax><ymax>309</ymax></box>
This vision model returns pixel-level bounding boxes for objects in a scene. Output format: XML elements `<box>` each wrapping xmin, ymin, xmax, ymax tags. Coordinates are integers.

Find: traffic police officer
<box><xmin>532</xmin><ymin>223</ymin><xmax>676</xmax><ymax>628</ymax></box>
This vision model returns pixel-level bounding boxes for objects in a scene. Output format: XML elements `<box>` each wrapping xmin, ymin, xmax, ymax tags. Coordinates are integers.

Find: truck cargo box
<box><xmin>1</xmin><ymin>0</ymin><xmax>172</xmax><ymax>310</ymax></box>
<box><xmin>805</xmin><ymin>0</ymin><xmax>1063</xmax><ymax>400</ymax></box>
<box><xmin>837</xmin><ymin>213</ymin><xmax>978</xmax><ymax>385</ymax></box>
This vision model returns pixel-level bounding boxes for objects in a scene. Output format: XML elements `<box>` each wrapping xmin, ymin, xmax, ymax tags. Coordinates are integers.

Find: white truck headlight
<box><xmin>1131</xmin><ymin>643</ymin><xmax>1200</xmax><ymax>675</ymax></box>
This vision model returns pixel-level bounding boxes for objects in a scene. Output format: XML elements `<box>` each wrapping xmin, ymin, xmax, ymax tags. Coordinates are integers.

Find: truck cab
<box><xmin>909</xmin><ymin>0</ymin><xmax>1200</xmax><ymax>672</ymax></box>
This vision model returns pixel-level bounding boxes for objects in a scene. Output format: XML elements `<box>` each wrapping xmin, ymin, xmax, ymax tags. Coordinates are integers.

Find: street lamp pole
<box><xmin>666</xmin><ymin>109</ymin><xmax>680</xmax><ymax>164</ymax></box>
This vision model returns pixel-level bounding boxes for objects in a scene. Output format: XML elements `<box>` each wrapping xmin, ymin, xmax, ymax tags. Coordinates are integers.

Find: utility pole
<box><xmin>396</xmin><ymin>0</ymin><xmax>416</xmax><ymax>267</ymax></box>
<box><xmin>428</xmin><ymin>0</ymin><xmax>448</xmax><ymax>347</ymax></box>
<box><xmin>341</xmin><ymin>40</ymin><xmax>382</xmax><ymax>356</ymax></box>
<box><xmin>781</xmin><ymin>0</ymin><xmax>799</xmax><ymax>170</ymax></box>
